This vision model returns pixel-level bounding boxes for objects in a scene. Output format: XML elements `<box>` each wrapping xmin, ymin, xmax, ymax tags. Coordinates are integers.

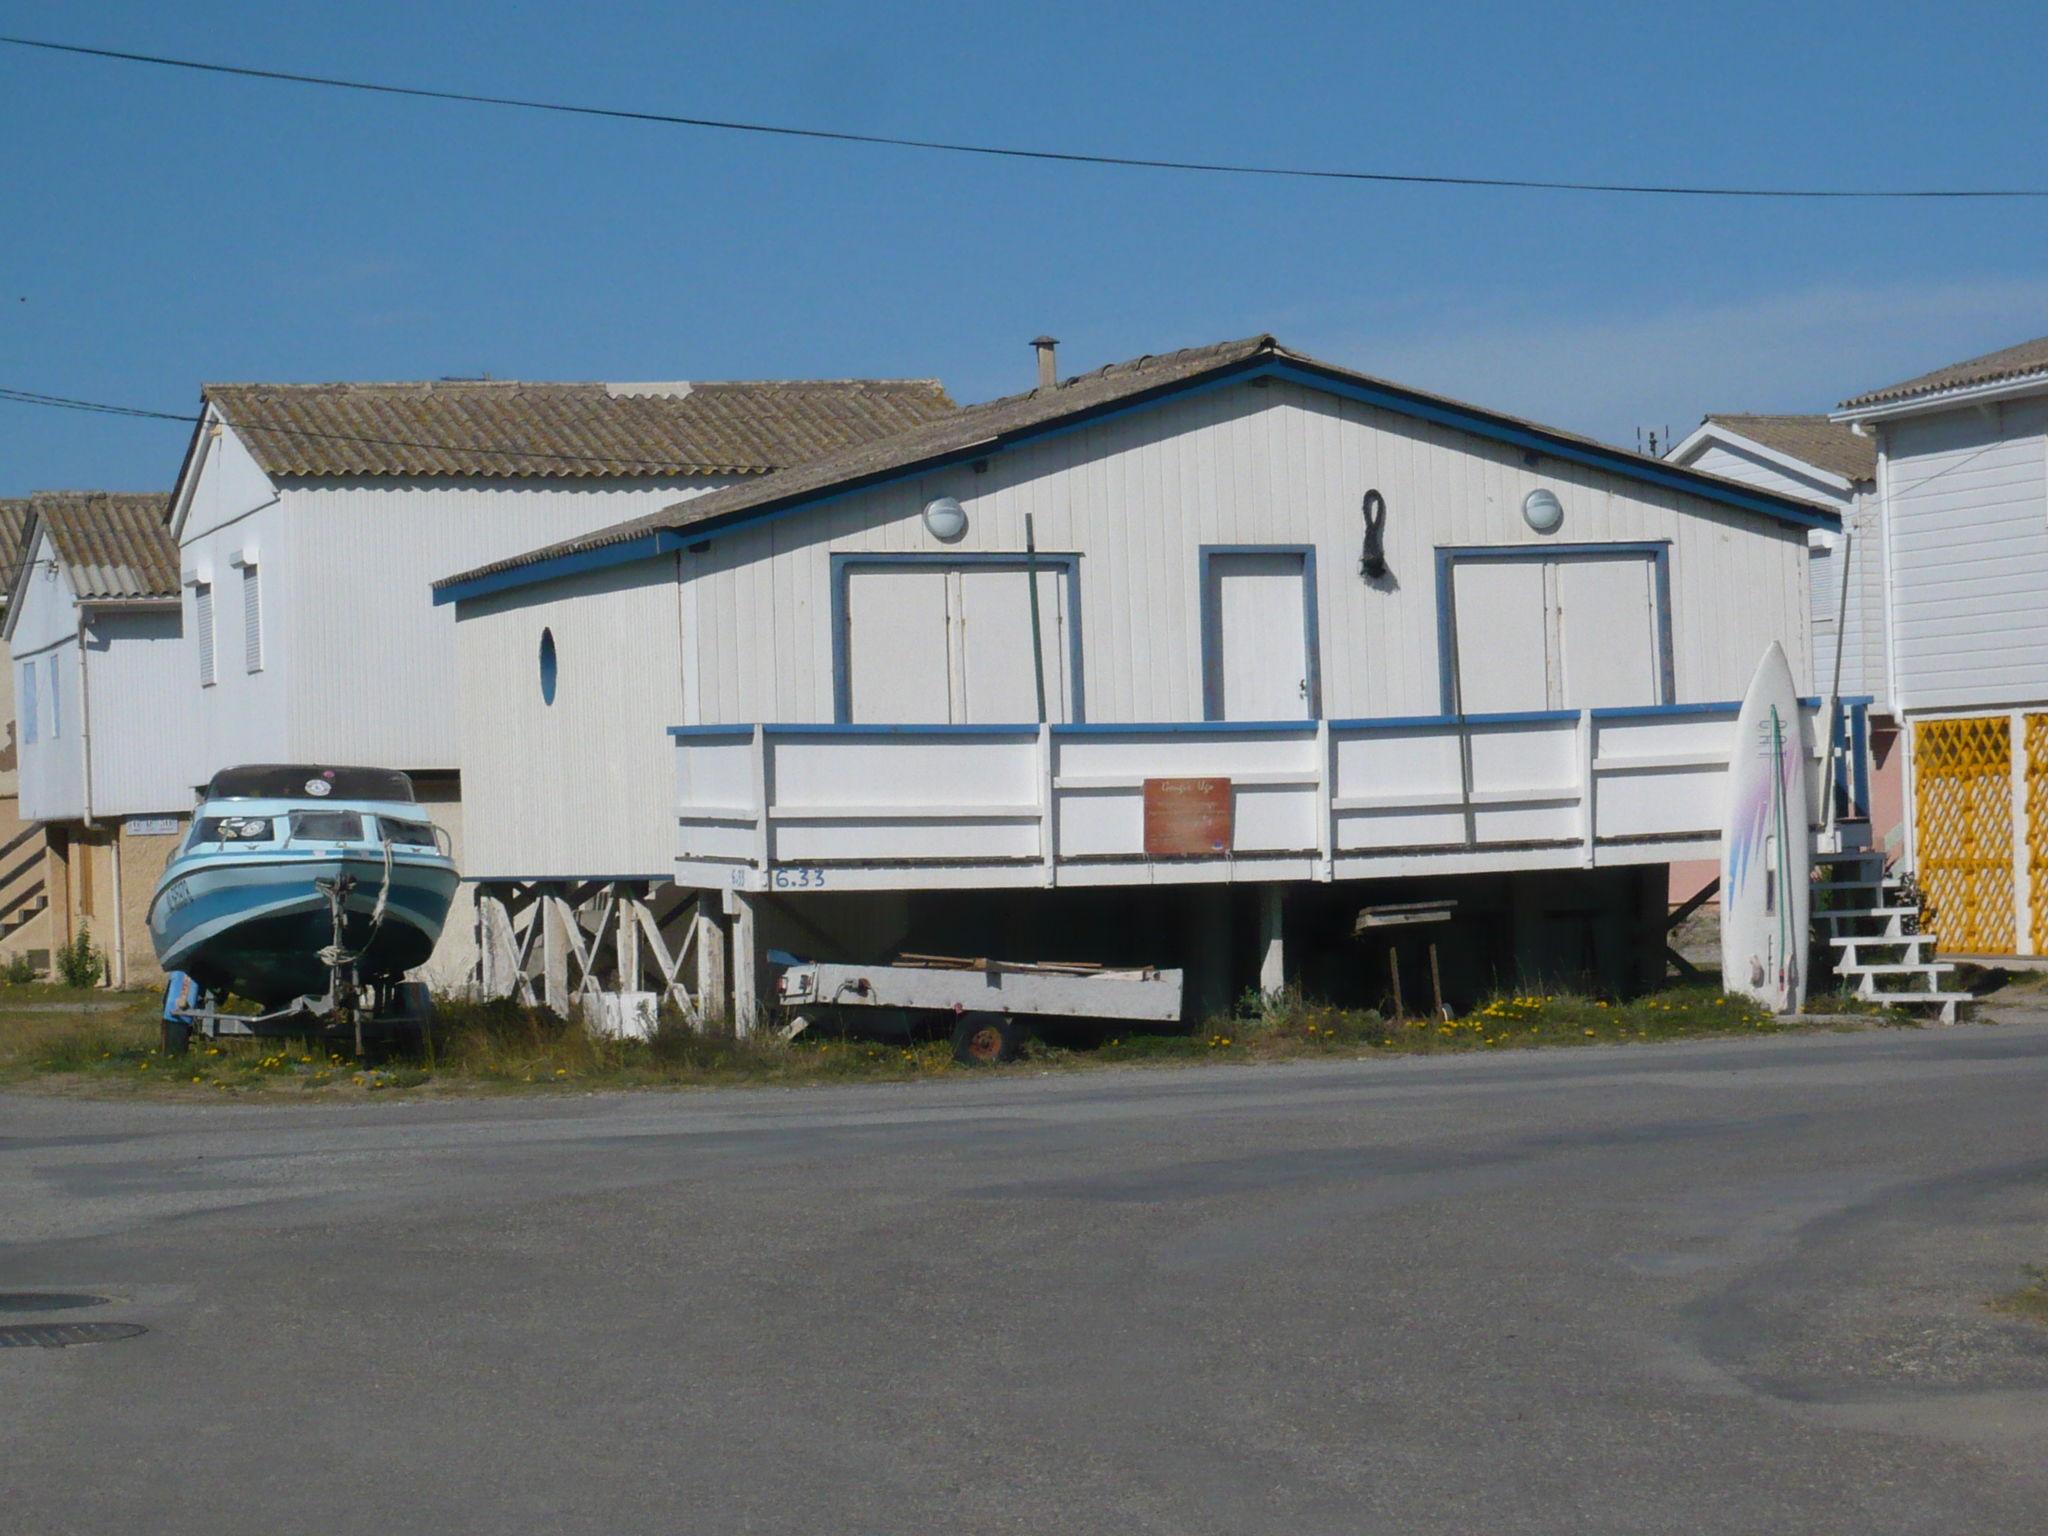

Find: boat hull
<box><xmin>149</xmin><ymin>853</ymin><xmax>459</xmax><ymax>1006</ymax></box>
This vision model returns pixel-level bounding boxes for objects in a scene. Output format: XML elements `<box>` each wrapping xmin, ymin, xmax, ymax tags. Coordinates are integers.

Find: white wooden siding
<box><xmin>458</xmin><ymin>378</ymin><xmax>1814</xmax><ymax>879</ymax></box>
<box><xmin>282</xmin><ymin>475</ymin><xmax>735</xmax><ymax>770</ymax></box>
<box><xmin>454</xmin><ymin>558</ymin><xmax>685</xmax><ymax>880</ymax></box>
<box><xmin>688</xmin><ymin>382</ymin><xmax>1809</xmax><ymax>724</ymax></box>
<box><xmin>1676</xmin><ymin>439</ymin><xmax>1886</xmax><ymax>702</ymax></box>
<box><xmin>1883</xmin><ymin>399</ymin><xmax>2048</xmax><ymax>712</ymax></box>
<box><xmin>180</xmin><ymin>426</ymin><xmax>287</xmax><ymax>782</ymax></box>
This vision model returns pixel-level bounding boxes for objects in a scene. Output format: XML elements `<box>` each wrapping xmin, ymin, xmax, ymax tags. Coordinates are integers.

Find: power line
<box><xmin>0</xmin><ymin>386</ymin><xmax>776</xmax><ymax>473</ymax></box>
<box><xmin>6</xmin><ymin>33</ymin><xmax>2045</xmax><ymax>201</ymax></box>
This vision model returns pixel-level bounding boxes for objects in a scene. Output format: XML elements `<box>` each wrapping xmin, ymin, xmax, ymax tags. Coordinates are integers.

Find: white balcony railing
<box><xmin>672</xmin><ymin>700</ymin><xmax>1855</xmax><ymax>893</ymax></box>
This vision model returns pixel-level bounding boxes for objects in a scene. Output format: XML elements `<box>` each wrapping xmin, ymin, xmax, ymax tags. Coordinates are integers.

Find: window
<box><xmin>241</xmin><ymin>563</ymin><xmax>263</xmax><ymax>673</ymax></box>
<box><xmin>195</xmin><ymin>580</ymin><xmax>215</xmax><ymax>686</ymax></box>
<box><xmin>20</xmin><ymin>663</ymin><xmax>35</xmax><ymax>747</ymax></box>
<box><xmin>47</xmin><ymin>654</ymin><xmax>59</xmax><ymax>740</ymax></box>
<box><xmin>375</xmin><ymin>817</ymin><xmax>438</xmax><ymax>849</ymax></box>
<box><xmin>287</xmin><ymin>810</ymin><xmax>364</xmax><ymax>843</ymax></box>
<box><xmin>193</xmin><ymin>815</ymin><xmax>277</xmax><ymax>846</ymax></box>
<box><xmin>539</xmin><ymin>628</ymin><xmax>557</xmax><ymax>705</ymax></box>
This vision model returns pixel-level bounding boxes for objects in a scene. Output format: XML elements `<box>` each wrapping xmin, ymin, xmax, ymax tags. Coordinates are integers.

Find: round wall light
<box><xmin>539</xmin><ymin>627</ymin><xmax>558</xmax><ymax>705</ymax></box>
<box><xmin>922</xmin><ymin>495</ymin><xmax>968</xmax><ymax>541</ymax></box>
<box><xmin>1522</xmin><ymin>487</ymin><xmax>1564</xmax><ymax>535</ymax></box>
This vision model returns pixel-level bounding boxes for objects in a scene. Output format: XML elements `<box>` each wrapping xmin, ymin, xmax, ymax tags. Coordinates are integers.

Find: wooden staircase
<box><xmin>0</xmin><ymin>821</ymin><xmax>48</xmax><ymax>957</ymax></box>
<box><xmin>1814</xmin><ymin>849</ymin><xmax>1972</xmax><ymax>1023</ymax></box>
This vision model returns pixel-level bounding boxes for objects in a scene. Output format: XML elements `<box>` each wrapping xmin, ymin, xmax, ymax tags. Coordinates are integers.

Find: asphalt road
<box><xmin>7</xmin><ymin>1022</ymin><xmax>2048</xmax><ymax>1534</ymax></box>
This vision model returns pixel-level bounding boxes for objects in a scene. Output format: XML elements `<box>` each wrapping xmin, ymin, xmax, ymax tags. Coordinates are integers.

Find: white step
<box><xmin>1830</xmin><ymin>935</ymin><xmax>1934</xmax><ymax>959</ymax></box>
<box><xmin>1814</xmin><ymin>879</ymin><xmax>1884</xmax><ymax>894</ymax></box>
<box><xmin>1850</xmin><ymin>961</ymin><xmax>1955</xmax><ymax>976</ymax></box>
<box><xmin>1868</xmin><ymin>991</ymin><xmax>1974</xmax><ymax>1025</ymax></box>
<box><xmin>1813</xmin><ymin>850</ymin><xmax>1885</xmax><ymax>867</ymax></box>
<box><xmin>1816</xmin><ymin>906</ymin><xmax>1916</xmax><ymax>923</ymax></box>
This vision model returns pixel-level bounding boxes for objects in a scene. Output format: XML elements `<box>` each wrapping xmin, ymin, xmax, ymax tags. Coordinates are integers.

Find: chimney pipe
<box><xmin>1032</xmin><ymin>335</ymin><xmax>1059</xmax><ymax>391</ymax></box>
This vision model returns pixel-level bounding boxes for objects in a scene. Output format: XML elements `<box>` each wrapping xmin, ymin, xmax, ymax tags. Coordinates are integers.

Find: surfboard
<box><xmin>1720</xmin><ymin>643</ymin><xmax>1811</xmax><ymax>1014</ymax></box>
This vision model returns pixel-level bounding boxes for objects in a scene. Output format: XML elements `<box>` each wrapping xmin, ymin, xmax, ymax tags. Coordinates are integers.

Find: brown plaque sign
<box><xmin>1143</xmin><ymin>777</ymin><xmax>1233</xmax><ymax>857</ymax></box>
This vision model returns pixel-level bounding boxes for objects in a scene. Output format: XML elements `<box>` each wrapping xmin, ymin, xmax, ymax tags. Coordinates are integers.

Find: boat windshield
<box><xmin>288</xmin><ymin>810</ymin><xmax>366</xmax><ymax>843</ymax></box>
<box><xmin>190</xmin><ymin>815</ymin><xmax>277</xmax><ymax>848</ymax></box>
<box><xmin>375</xmin><ymin>817</ymin><xmax>439</xmax><ymax>849</ymax></box>
<box><xmin>205</xmin><ymin>765</ymin><xmax>416</xmax><ymax>803</ymax></box>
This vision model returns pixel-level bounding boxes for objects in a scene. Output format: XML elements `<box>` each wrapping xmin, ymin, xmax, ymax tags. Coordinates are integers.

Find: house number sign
<box><xmin>1142</xmin><ymin>777</ymin><xmax>1233</xmax><ymax>857</ymax></box>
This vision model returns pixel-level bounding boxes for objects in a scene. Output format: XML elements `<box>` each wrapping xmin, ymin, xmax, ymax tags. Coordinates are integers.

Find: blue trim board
<box><xmin>1052</xmin><ymin>718</ymin><xmax>1314</xmax><ymax>736</ymax></box>
<box><xmin>1589</xmin><ymin>701</ymin><xmax>1740</xmax><ymax>720</ymax></box>
<box><xmin>1434</xmin><ymin>543</ymin><xmax>1677</xmax><ymax>715</ymax></box>
<box><xmin>667</xmin><ymin>724</ymin><xmax>757</xmax><ymax>738</ymax></box>
<box><xmin>448</xmin><ymin>352</ymin><xmax>1835</xmax><ymax>604</ymax></box>
<box><xmin>827</xmin><ymin>552</ymin><xmax>1085</xmax><ymax>725</ymax></box>
<box><xmin>773</xmin><ymin>721</ymin><xmax>1041</xmax><ymax>737</ymax></box>
<box><xmin>1197</xmin><ymin>545</ymin><xmax>1322</xmax><ymax>723</ymax></box>
<box><xmin>435</xmin><ymin>529</ymin><xmax>686</xmax><ymax>606</ymax></box>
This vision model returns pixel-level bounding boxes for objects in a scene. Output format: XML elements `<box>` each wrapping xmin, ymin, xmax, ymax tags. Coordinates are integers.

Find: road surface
<box><xmin>6</xmin><ymin>1021</ymin><xmax>2048</xmax><ymax>1533</ymax></box>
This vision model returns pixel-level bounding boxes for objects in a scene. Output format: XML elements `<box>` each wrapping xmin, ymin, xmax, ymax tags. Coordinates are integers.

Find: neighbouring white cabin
<box><xmin>3</xmin><ymin>493</ymin><xmax>190</xmax><ymax>984</ymax></box>
<box><xmin>442</xmin><ymin>336</ymin><xmax>1852</xmax><ymax>1021</ymax></box>
<box><xmin>164</xmin><ymin>377</ymin><xmax>955</xmax><ymax>985</ymax></box>
<box><xmin>1834</xmin><ymin>335</ymin><xmax>2048</xmax><ymax>957</ymax></box>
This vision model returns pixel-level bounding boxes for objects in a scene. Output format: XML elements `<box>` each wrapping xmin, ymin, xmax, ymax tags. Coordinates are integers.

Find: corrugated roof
<box><xmin>1703</xmin><ymin>413</ymin><xmax>1875</xmax><ymax>483</ymax></box>
<box><xmin>0</xmin><ymin>500</ymin><xmax>33</xmax><ymax>605</ymax></box>
<box><xmin>438</xmin><ymin>334</ymin><xmax>1836</xmax><ymax>593</ymax></box>
<box><xmin>26</xmin><ymin>492</ymin><xmax>178</xmax><ymax>601</ymax></box>
<box><xmin>1840</xmin><ymin>334</ymin><xmax>2048</xmax><ymax>410</ymax></box>
<box><xmin>203</xmin><ymin>377</ymin><xmax>956</xmax><ymax>480</ymax></box>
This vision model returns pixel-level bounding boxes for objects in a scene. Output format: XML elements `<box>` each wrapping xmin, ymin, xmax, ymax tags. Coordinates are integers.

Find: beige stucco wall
<box><xmin>42</xmin><ymin>817</ymin><xmax>186</xmax><ymax>987</ymax></box>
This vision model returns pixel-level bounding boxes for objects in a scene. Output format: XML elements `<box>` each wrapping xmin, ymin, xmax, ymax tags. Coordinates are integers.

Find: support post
<box><xmin>617</xmin><ymin>886</ymin><xmax>644</xmax><ymax>994</ymax></box>
<box><xmin>541</xmin><ymin>888</ymin><xmax>571</xmax><ymax>1016</ymax></box>
<box><xmin>729</xmin><ymin>889</ymin><xmax>762</xmax><ymax>1037</ymax></box>
<box><xmin>693</xmin><ymin>899</ymin><xmax>727</xmax><ymax>1028</ymax></box>
<box><xmin>1185</xmin><ymin>885</ymin><xmax>1233</xmax><ymax>1025</ymax></box>
<box><xmin>1258</xmin><ymin>884</ymin><xmax>1285</xmax><ymax>998</ymax></box>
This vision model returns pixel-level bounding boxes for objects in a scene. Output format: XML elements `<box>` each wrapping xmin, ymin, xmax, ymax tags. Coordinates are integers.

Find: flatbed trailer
<box><xmin>775</xmin><ymin>957</ymin><xmax>1185</xmax><ymax>1063</ymax></box>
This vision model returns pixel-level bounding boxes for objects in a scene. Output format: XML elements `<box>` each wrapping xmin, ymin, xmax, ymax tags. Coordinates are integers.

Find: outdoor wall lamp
<box><xmin>1523</xmin><ymin>487</ymin><xmax>1565</xmax><ymax>535</ymax></box>
<box><xmin>923</xmin><ymin>496</ymin><xmax>968</xmax><ymax>541</ymax></box>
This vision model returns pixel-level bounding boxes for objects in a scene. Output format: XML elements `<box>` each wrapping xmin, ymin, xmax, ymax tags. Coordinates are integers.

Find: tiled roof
<box><xmin>1840</xmin><ymin>335</ymin><xmax>2048</xmax><ymax>411</ymax></box>
<box><xmin>1703</xmin><ymin>413</ymin><xmax>1875</xmax><ymax>483</ymax></box>
<box><xmin>203</xmin><ymin>378</ymin><xmax>956</xmax><ymax>480</ymax></box>
<box><xmin>25</xmin><ymin>492</ymin><xmax>178</xmax><ymax>601</ymax></box>
<box><xmin>0</xmin><ymin>500</ymin><xmax>32</xmax><ymax>604</ymax></box>
<box><xmin>439</xmin><ymin>334</ymin><xmax>1836</xmax><ymax>591</ymax></box>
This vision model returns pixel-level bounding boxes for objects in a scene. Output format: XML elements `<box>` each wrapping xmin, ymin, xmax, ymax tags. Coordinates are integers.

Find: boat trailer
<box><xmin>159</xmin><ymin>871</ymin><xmax>430</xmax><ymax>1058</ymax></box>
<box><xmin>775</xmin><ymin>953</ymin><xmax>1186</xmax><ymax>1064</ymax></box>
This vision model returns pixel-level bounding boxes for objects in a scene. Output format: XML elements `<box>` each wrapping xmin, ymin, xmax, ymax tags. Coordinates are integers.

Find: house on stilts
<box><xmin>437</xmin><ymin>334</ymin><xmax>1866</xmax><ymax>1025</ymax></box>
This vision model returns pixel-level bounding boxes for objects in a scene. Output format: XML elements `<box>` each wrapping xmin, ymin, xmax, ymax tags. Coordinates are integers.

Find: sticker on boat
<box><xmin>304</xmin><ymin>779</ymin><xmax>331</xmax><ymax>796</ymax></box>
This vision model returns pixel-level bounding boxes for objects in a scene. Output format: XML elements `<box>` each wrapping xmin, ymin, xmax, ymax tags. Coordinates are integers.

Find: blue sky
<box><xmin>3</xmin><ymin>0</ymin><xmax>2046</xmax><ymax>494</ymax></box>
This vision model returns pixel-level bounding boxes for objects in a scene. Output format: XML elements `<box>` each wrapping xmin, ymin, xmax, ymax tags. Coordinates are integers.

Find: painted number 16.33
<box><xmin>771</xmin><ymin>867</ymin><xmax>826</xmax><ymax>889</ymax></box>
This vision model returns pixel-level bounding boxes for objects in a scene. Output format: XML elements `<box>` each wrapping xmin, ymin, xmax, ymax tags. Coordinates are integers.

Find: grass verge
<box><xmin>1992</xmin><ymin>1266</ymin><xmax>2048</xmax><ymax>1324</ymax></box>
<box><xmin>0</xmin><ymin>981</ymin><xmax>1933</xmax><ymax>1100</ymax></box>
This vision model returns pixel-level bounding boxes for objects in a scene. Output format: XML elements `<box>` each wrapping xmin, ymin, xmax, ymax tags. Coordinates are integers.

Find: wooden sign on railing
<box><xmin>1143</xmin><ymin>777</ymin><xmax>1233</xmax><ymax>856</ymax></box>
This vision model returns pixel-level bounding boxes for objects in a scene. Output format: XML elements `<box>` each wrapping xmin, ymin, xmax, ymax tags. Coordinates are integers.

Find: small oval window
<box><xmin>539</xmin><ymin>628</ymin><xmax>558</xmax><ymax>705</ymax></box>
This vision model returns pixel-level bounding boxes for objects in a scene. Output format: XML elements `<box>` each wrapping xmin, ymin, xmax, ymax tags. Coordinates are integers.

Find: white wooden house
<box><xmin>163</xmin><ymin>376</ymin><xmax>955</xmax><ymax>985</ymax></box>
<box><xmin>1832</xmin><ymin>334</ymin><xmax>2048</xmax><ymax>958</ymax></box>
<box><xmin>2</xmin><ymin>492</ymin><xmax>188</xmax><ymax>984</ymax></box>
<box><xmin>1665</xmin><ymin>414</ymin><xmax>1898</xmax><ymax>877</ymax></box>
<box><xmin>438</xmin><ymin>335</ymin><xmax>1847</xmax><ymax>1022</ymax></box>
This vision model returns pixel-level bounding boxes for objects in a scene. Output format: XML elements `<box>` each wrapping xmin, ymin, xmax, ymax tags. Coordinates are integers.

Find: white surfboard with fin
<box><xmin>1720</xmin><ymin>643</ymin><xmax>1811</xmax><ymax>1014</ymax></box>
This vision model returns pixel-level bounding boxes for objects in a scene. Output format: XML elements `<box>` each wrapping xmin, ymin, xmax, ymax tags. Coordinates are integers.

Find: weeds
<box><xmin>0</xmin><ymin>975</ymin><xmax>1930</xmax><ymax>1100</ymax></box>
<box><xmin>54</xmin><ymin>929</ymin><xmax>104</xmax><ymax>989</ymax></box>
<box><xmin>1992</xmin><ymin>1266</ymin><xmax>2048</xmax><ymax>1324</ymax></box>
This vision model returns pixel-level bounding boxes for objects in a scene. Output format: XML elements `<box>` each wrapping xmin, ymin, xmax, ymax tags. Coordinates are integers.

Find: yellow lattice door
<box><xmin>1914</xmin><ymin>717</ymin><xmax>2015</xmax><ymax>954</ymax></box>
<box><xmin>2028</xmin><ymin>715</ymin><xmax>2048</xmax><ymax>954</ymax></box>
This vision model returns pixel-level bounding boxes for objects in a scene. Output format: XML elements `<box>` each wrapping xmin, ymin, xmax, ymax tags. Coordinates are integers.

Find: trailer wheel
<box><xmin>951</xmin><ymin>1012</ymin><xmax>1022</xmax><ymax>1066</ymax></box>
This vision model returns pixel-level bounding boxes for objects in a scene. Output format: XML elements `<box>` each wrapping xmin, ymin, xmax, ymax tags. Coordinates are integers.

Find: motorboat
<box><xmin>149</xmin><ymin>764</ymin><xmax>459</xmax><ymax>1008</ymax></box>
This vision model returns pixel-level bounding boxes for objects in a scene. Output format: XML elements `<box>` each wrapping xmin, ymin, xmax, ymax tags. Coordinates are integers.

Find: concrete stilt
<box><xmin>540</xmin><ymin>890</ymin><xmax>571</xmax><ymax>1016</ymax></box>
<box><xmin>1258</xmin><ymin>884</ymin><xmax>1286</xmax><ymax>997</ymax></box>
<box><xmin>693</xmin><ymin>902</ymin><xmax>728</xmax><ymax>1028</ymax></box>
<box><xmin>1186</xmin><ymin>886</ymin><xmax>1234</xmax><ymax>1024</ymax></box>
<box><xmin>728</xmin><ymin>890</ymin><xmax>761</xmax><ymax>1037</ymax></box>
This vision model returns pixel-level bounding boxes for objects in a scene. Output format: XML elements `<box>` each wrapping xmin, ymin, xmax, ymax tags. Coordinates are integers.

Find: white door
<box><xmin>845</xmin><ymin>563</ymin><xmax>1071</xmax><ymax>724</ymax></box>
<box><xmin>1451</xmin><ymin>560</ymin><xmax>1550</xmax><ymax>713</ymax></box>
<box><xmin>845</xmin><ymin>566</ymin><xmax>951</xmax><ymax>723</ymax></box>
<box><xmin>1450</xmin><ymin>554</ymin><xmax>1661</xmax><ymax>712</ymax></box>
<box><xmin>1554</xmin><ymin>558</ymin><xmax>1658</xmax><ymax>708</ymax></box>
<box><xmin>957</xmin><ymin>567</ymin><xmax>1069</xmax><ymax>724</ymax></box>
<box><xmin>1208</xmin><ymin>552</ymin><xmax>1313</xmax><ymax>720</ymax></box>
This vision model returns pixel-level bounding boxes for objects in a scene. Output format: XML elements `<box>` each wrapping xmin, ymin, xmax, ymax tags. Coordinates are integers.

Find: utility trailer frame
<box><xmin>775</xmin><ymin>957</ymin><xmax>1186</xmax><ymax>1064</ymax></box>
